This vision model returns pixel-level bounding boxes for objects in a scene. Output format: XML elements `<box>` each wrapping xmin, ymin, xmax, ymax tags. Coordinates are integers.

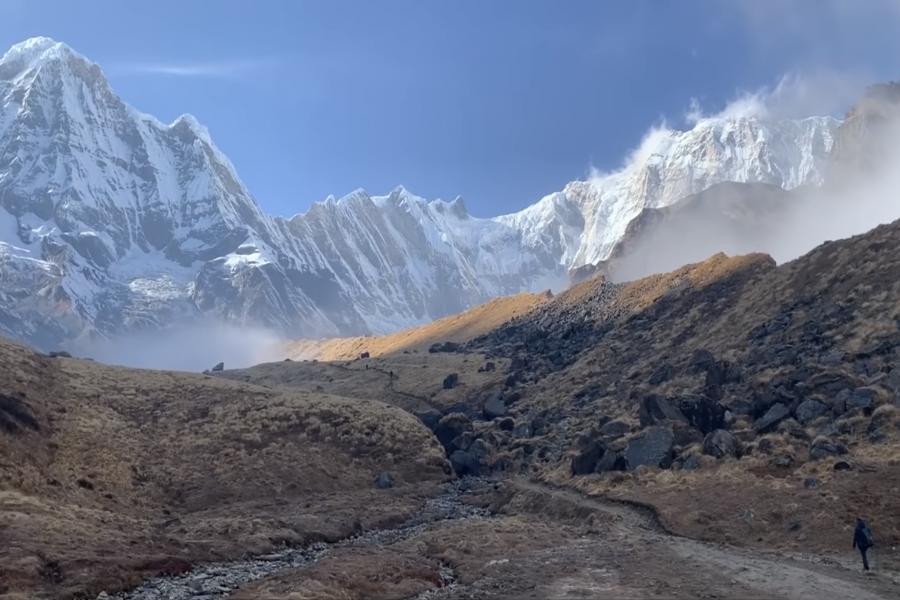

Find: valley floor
<box><xmin>112</xmin><ymin>478</ymin><xmax>899</xmax><ymax>600</ymax></box>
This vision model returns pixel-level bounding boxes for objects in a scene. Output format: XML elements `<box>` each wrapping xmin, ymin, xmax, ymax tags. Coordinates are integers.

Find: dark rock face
<box><xmin>624</xmin><ymin>426</ymin><xmax>675</xmax><ymax>470</ymax></box>
<box><xmin>47</xmin><ymin>350</ymin><xmax>72</xmax><ymax>358</ymax></box>
<box><xmin>702</xmin><ymin>429</ymin><xmax>741</xmax><ymax>459</ymax></box>
<box><xmin>374</xmin><ymin>471</ymin><xmax>395</xmax><ymax>489</ymax></box>
<box><xmin>753</xmin><ymin>403</ymin><xmax>790</xmax><ymax>433</ymax></box>
<box><xmin>794</xmin><ymin>399</ymin><xmax>830</xmax><ymax>424</ymax></box>
<box><xmin>639</xmin><ymin>395</ymin><xmax>686</xmax><ymax>427</ymax></box>
<box><xmin>571</xmin><ymin>438</ymin><xmax>605</xmax><ymax>475</ymax></box>
<box><xmin>210</xmin><ymin>362</ymin><xmax>224</xmax><ymax>372</ymax></box>
<box><xmin>442</xmin><ymin>373</ymin><xmax>460</xmax><ymax>389</ymax></box>
<box><xmin>482</xmin><ymin>392</ymin><xmax>507</xmax><ymax>420</ymax></box>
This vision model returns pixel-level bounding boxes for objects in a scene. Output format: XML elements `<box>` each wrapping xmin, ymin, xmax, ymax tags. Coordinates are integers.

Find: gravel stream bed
<box><xmin>104</xmin><ymin>479</ymin><xmax>490</xmax><ymax>600</ymax></box>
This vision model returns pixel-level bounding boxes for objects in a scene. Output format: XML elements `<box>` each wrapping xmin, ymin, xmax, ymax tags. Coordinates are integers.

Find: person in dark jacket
<box><xmin>853</xmin><ymin>518</ymin><xmax>874</xmax><ymax>571</ymax></box>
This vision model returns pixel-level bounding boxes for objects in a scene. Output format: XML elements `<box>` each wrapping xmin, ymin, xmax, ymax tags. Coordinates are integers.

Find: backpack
<box><xmin>862</xmin><ymin>526</ymin><xmax>874</xmax><ymax>548</ymax></box>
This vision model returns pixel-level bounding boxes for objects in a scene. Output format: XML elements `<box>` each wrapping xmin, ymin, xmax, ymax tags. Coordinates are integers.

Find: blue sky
<box><xmin>2</xmin><ymin>1</ymin><xmax>900</xmax><ymax>217</ymax></box>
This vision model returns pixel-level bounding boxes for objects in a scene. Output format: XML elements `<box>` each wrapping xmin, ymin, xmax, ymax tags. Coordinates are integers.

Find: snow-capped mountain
<box><xmin>0</xmin><ymin>37</ymin><xmax>842</xmax><ymax>349</ymax></box>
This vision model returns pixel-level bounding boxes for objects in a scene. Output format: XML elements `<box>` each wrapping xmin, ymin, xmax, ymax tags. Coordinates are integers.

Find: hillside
<box><xmin>0</xmin><ymin>338</ymin><xmax>448</xmax><ymax>598</ymax></box>
<box><xmin>283</xmin><ymin>291</ymin><xmax>551</xmax><ymax>361</ymax></box>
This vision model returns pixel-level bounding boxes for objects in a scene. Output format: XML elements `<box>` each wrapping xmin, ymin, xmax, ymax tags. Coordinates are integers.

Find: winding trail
<box><xmin>110</xmin><ymin>478</ymin><xmax>899</xmax><ymax>600</ymax></box>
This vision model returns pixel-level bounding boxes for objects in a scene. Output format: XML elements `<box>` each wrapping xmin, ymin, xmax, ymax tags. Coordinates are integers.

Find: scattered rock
<box><xmin>702</xmin><ymin>429</ymin><xmax>742</xmax><ymax>459</ymax></box>
<box><xmin>624</xmin><ymin>426</ymin><xmax>675</xmax><ymax>470</ymax></box>
<box><xmin>429</xmin><ymin>341</ymin><xmax>462</xmax><ymax>353</ymax></box>
<box><xmin>639</xmin><ymin>395</ymin><xmax>686</xmax><ymax>427</ymax></box>
<box><xmin>599</xmin><ymin>419</ymin><xmax>630</xmax><ymax>439</ymax></box>
<box><xmin>496</xmin><ymin>417</ymin><xmax>515</xmax><ymax>431</ymax></box>
<box><xmin>442</xmin><ymin>373</ymin><xmax>460</xmax><ymax>389</ymax></box>
<box><xmin>434</xmin><ymin>413</ymin><xmax>472</xmax><ymax>452</ymax></box>
<box><xmin>414</xmin><ymin>408</ymin><xmax>442</xmax><ymax>431</ymax></box>
<box><xmin>809</xmin><ymin>437</ymin><xmax>848</xmax><ymax>460</ymax></box>
<box><xmin>678</xmin><ymin>395</ymin><xmax>726</xmax><ymax>434</ymax></box>
<box><xmin>482</xmin><ymin>392</ymin><xmax>507</xmax><ymax>420</ymax></box>
<box><xmin>753</xmin><ymin>402</ymin><xmax>790</xmax><ymax>433</ymax></box>
<box><xmin>374</xmin><ymin>472</ymin><xmax>394</xmax><ymax>489</ymax></box>
<box><xmin>794</xmin><ymin>398</ymin><xmax>829</xmax><ymax>424</ymax></box>
<box><xmin>847</xmin><ymin>387</ymin><xmax>877</xmax><ymax>413</ymax></box>
<box><xmin>648</xmin><ymin>363</ymin><xmax>673</xmax><ymax>385</ymax></box>
<box><xmin>571</xmin><ymin>436</ymin><xmax>606</xmax><ymax>475</ymax></box>
<box><xmin>449</xmin><ymin>449</ymin><xmax>480</xmax><ymax>475</ymax></box>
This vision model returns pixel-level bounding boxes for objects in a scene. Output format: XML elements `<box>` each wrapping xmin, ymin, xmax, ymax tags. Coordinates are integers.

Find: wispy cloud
<box><xmin>110</xmin><ymin>58</ymin><xmax>277</xmax><ymax>79</ymax></box>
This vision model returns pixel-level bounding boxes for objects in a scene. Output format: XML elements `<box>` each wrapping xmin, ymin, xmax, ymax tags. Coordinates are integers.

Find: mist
<box><xmin>71</xmin><ymin>321</ymin><xmax>285</xmax><ymax>372</ymax></box>
<box><xmin>605</xmin><ymin>77</ymin><xmax>900</xmax><ymax>283</ymax></box>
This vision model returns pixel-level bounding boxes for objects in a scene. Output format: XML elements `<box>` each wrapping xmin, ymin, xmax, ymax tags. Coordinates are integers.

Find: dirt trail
<box><xmin>507</xmin><ymin>480</ymin><xmax>899</xmax><ymax>600</ymax></box>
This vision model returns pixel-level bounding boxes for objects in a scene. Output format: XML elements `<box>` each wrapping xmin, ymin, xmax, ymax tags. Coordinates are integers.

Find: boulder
<box><xmin>496</xmin><ymin>417</ymin><xmax>516</xmax><ymax>431</ymax></box>
<box><xmin>210</xmin><ymin>362</ymin><xmax>224</xmax><ymax>372</ymax></box>
<box><xmin>429</xmin><ymin>341</ymin><xmax>462</xmax><ymax>353</ymax></box>
<box><xmin>688</xmin><ymin>349</ymin><xmax>716</xmax><ymax>373</ymax></box>
<box><xmin>48</xmin><ymin>350</ymin><xmax>72</xmax><ymax>358</ymax></box>
<box><xmin>571</xmin><ymin>436</ymin><xmax>606</xmax><ymax>475</ymax></box>
<box><xmin>677</xmin><ymin>395</ymin><xmax>726</xmax><ymax>434</ymax></box>
<box><xmin>442</xmin><ymin>373</ymin><xmax>460</xmax><ymax>389</ymax></box>
<box><xmin>623</xmin><ymin>426</ymin><xmax>675</xmax><ymax>470</ymax></box>
<box><xmin>482</xmin><ymin>361</ymin><xmax>496</xmax><ymax>372</ymax></box>
<box><xmin>833</xmin><ymin>460</ymin><xmax>852</xmax><ymax>471</ymax></box>
<box><xmin>753</xmin><ymin>403</ymin><xmax>790</xmax><ymax>433</ymax></box>
<box><xmin>599</xmin><ymin>420</ymin><xmax>630</xmax><ymax>439</ymax></box>
<box><xmin>673</xmin><ymin>422</ymin><xmax>703</xmax><ymax>446</ymax></box>
<box><xmin>449</xmin><ymin>450</ymin><xmax>481</xmax><ymax>475</ymax></box>
<box><xmin>359</xmin><ymin>352</ymin><xmax>370</xmax><ymax>359</ymax></box>
<box><xmin>704</xmin><ymin>360</ymin><xmax>742</xmax><ymax>386</ymax></box>
<box><xmin>434</xmin><ymin>413</ymin><xmax>472</xmax><ymax>452</ymax></box>
<box><xmin>809</xmin><ymin>437</ymin><xmax>848</xmax><ymax>461</ymax></box>
<box><xmin>374</xmin><ymin>472</ymin><xmax>395</xmax><ymax>489</ymax></box>
<box><xmin>702</xmin><ymin>429</ymin><xmax>742</xmax><ymax>459</ymax></box>
<box><xmin>482</xmin><ymin>392</ymin><xmax>507</xmax><ymax>420</ymax></box>
<box><xmin>794</xmin><ymin>399</ymin><xmax>829</xmax><ymax>424</ymax></box>
<box><xmin>847</xmin><ymin>388</ymin><xmax>877</xmax><ymax>413</ymax></box>
<box><xmin>639</xmin><ymin>395</ymin><xmax>686</xmax><ymax>427</ymax></box>
<box><xmin>414</xmin><ymin>408</ymin><xmax>442</xmax><ymax>431</ymax></box>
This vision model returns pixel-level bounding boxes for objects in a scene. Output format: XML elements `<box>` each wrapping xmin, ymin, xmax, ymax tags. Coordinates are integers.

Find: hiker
<box><xmin>853</xmin><ymin>518</ymin><xmax>874</xmax><ymax>571</ymax></box>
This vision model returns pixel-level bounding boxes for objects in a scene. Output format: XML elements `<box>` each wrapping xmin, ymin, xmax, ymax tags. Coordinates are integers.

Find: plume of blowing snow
<box><xmin>72</xmin><ymin>321</ymin><xmax>285</xmax><ymax>372</ymax></box>
<box><xmin>602</xmin><ymin>74</ymin><xmax>900</xmax><ymax>282</ymax></box>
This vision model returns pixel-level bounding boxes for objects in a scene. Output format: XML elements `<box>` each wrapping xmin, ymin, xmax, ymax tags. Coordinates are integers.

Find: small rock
<box><xmin>599</xmin><ymin>419</ymin><xmax>630</xmax><ymax>439</ymax></box>
<box><xmin>482</xmin><ymin>393</ymin><xmax>507</xmax><ymax>420</ymax></box>
<box><xmin>702</xmin><ymin>429</ymin><xmax>742</xmax><ymax>459</ymax></box>
<box><xmin>48</xmin><ymin>350</ymin><xmax>72</xmax><ymax>358</ymax></box>
<box><xmin>833</xmin><ymin>460</ymin><xmax>852</xmax><ymax>471</ymax></box>
<box><xmin>794</xmin><ymin>399</ymin><xmax>830</xmax><ymax>424</ymax></box>
<box><xmin>374</xmin><ymin>471</ymin><xmax>395</xmax><ymax>489</ymax></box>
<box><xmin>803</xmin><ymin>477</ymin><xmax>818</xmax><ymax>489</ymax></box>
<box><xmin>753</xmin><ymin>402</ymin><xmax>790</xmax><ymax>433</ymax></box>
<box><xmin>442</xmin><ymin>373</ymin><xmax>460</xmax><ymax>389</ymax></box>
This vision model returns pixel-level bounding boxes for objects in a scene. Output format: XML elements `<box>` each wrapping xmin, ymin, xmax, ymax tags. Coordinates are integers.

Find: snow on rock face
<box><xmin>0</xmin><ymin>37</ymin><xmax>843</xmax><ymax>350</ymax></box>
<box><xmin>499</xmin><ymin>115</ymin><xmax>839</xmax><ymax>268</ymax></box>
